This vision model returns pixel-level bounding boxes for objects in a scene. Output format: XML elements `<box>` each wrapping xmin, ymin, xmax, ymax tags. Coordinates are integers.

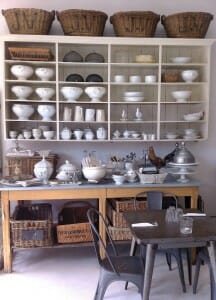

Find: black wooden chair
<box><xmin>87</xmin><ymin>207</ymin><xmax>145</xmax><ymax>300</ymax></box>
<box><xmin>125</xmin><ymin>191</ymin><xmax>192</xmax><ymax>293</ymax></box>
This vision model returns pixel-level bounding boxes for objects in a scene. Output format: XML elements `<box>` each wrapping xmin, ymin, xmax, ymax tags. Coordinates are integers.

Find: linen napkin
<box><xmin>132</xmin><ymin>222</ymin><xmax>158</xmax><ymax>227</ymax></box>
<box><xmin>183</xmin><ymin>213</ymin><xmax>206</xmax><ymax>217</ymax></box>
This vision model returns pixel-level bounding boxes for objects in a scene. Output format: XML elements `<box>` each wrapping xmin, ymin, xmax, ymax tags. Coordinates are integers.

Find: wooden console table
<box><xmin>0</xmin><ymin>178</ymin><xmax>200</xmax><ymax>272</ymax></box>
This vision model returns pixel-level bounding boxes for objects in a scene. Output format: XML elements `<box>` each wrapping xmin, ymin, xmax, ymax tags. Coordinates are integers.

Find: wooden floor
<box><xmin>0</xmin><ymin>245</ymin><xmax>211</xmax><ymax>300</ymax></box>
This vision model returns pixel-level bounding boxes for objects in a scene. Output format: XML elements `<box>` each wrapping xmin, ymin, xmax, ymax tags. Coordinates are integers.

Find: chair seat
<box><xmin>101</xmin><ymin>255</ymin><xmax>144</xmax><ymax>275</ymax></box>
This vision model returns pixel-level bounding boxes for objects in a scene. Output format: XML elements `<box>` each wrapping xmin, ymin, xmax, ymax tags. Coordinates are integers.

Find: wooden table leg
<box><xmin>1</xmin><ymin>191</ymin><xmax>12</xmax><ymax>272</ymax></box>
<box><xmin>142</xmin><ymin>244</ymin><xmax>156</xmax><ymax>300</ymax></box>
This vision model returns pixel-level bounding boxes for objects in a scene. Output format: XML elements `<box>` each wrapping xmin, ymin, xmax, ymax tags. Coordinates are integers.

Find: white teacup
<box><xmin>74</xmin><ymin>129</ymin><xmax>84</xmax><ymax>140</ymax></box>
<box><xmin>23</xmin><ymin>130</ymin><xmax>32</xmax><ymax>139</ymax></box>
<box><xmin>9</xmin><ymin>130</ymin><xmax>18</xmax><ymax>139</ymax></box>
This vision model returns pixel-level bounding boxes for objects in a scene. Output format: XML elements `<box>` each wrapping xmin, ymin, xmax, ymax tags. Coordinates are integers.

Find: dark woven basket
<box><xmin>56</xmin><ymin>9</ymin><xmax>108</xmax><ymax>36</ymax></box>
<box><xmin>110</xmin><ymin>11</ymin><xmax>160</xmax><ymax>37</ymax></box>
<box><xmin>2</xmin><ymin>8</ymin><xmax>55</xmax><ymax>34</ymax></box>
<box><xmin>161</xmin><ymin>12</ymin><xmax>213</xmax><ymax>38</ymax></box>
<box><xmin>10</xmin><ymin>203</ymin><xmax>53</xmax><ymax>248</ymax></box>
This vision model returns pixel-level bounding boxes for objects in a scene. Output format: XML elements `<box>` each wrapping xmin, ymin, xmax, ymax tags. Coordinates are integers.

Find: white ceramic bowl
<box><xmin>61</xmin><ymin>86</ymin><xmax>83</xmax><ymax>102</ymax></box>
<box><xmin>171</xmin><ymin>90</ymin><xmax>192</xmax><ymax>102</ymax></box>
<box><xmin>12</xmin><ymin>104</ymin><xmax>34</xmax><ymax>120</ymax></box>
<box><xmin>11</xmin><ymin>85</ymin><xmax>33</xmax><ymax>100</ymax></box>
<box><xmin>112</xmin><ymin>174</ymin><xmax>126</xmax><ymax>185</ymax></box>
<box><xmin>85</xmin><ymin>86</ymin><xmax>106</xmax><ymax>102</ymax></box>
<box><xmin>10</xmin><ymin>64</ymin><xmax>34</xmax><ymax>80</ymax></box>
<box><xmin>82</xmin><ymin>166</ymin><xmax>106</xmax><ymax>182</ymax></box>
<box><xmin>35</xmin><ymin>67</ymin><xmax>55</xmax><ymax>81</ymax></box>
<box><xmin>181</xmin><ymin>70</ymin><xmax>199</xmax><ymax>82</ymax></box>
<box><xmin>183</xmin><ymin>111</ymin><xmax>203</xmax><ymax>121</ymax></box>
<box><xmin>166</xmin><ymin>132</ymin><xmax>178</xmax><ymax>139</ymax></box>
<box><xmin>35</xmin><ymin>87</ymin><xmax>55</xmax><ymax>100</ymax></box>
<box><xmin>37</xmin><ymin>104</ymin><xmax>56</xmax><ymax>121</ymax></box>
<box><xmin>124</xmin><ymin>96</ymin><xmax>144</xmax><ymax>102</ymax></box>
<box><xmin>43</xmin><ymin>130</ymin><xmax>55</xmax><ymax>140</ymax></box>
<box><xmin>124</xmin><ymin>91</ymin><xmax>144</xmax><ymax>97</ymax></box>
<box><xmin>170</xmin><ymin>57</ymin><xmax>192</xmax><ymax>64</ymax></box>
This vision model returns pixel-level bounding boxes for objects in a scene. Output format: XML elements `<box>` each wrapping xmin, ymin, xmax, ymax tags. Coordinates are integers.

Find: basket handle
<box><xmin>59</xmin><ymin>200</ymin><xmax>93</xmax><ymax>212</ymax></box>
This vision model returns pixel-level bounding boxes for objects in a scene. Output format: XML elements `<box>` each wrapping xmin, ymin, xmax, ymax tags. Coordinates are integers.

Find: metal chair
<box><xmin>87</xmin><ymin>207</ymin><xmax>144</xmax><ymax>300</ymax></box>
<box><xmin>193</xmin><ymin>247</ymin><xmax>215</xmax><ymax>299</ymax></box>
<box><xmin>125</xmin><ymin>191</ymin><xmax>191</xmax><ymax>293</ymax></box>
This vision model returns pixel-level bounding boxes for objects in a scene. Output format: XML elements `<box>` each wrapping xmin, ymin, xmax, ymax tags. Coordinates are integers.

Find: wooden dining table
<box><xmin>123</xmin><ymin>210</ymin><xmax>216</xmax><ymax>300</ymax></box>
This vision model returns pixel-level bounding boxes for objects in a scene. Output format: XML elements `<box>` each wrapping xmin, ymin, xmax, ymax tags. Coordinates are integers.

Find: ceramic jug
<box><xmin>85</xmin><ymin>108</ymin><xmax>95</xmax><ymax>122</ymax></box>
<box><xmin>96</xmin><ymin>127</ymin><xmax>107</xmax><ymax>140</ymax></box>
<box><xmin>34</xmin><ymin>155</ymin><xmax>53</xmax><ymax>184</ymax></box>
<box><xmin>63</xmin><ymin>106</ymin><xmax>72</xmax><ymax>121</ymax></box>
<box><xmin>74</xmin><ymin>106</ymin><xmax>83</xmax><ymax>121</ymax></box>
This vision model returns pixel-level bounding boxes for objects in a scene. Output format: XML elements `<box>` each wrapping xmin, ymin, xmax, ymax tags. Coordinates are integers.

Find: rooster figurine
<box><xmin>148</xmin><ymin>146</ymin><xmax>165</xmax><ymax>169</ymax></box>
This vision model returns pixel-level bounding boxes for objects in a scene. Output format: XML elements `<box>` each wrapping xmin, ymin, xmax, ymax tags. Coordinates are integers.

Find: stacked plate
<box><xmin>123</xmin><ymin>91</ymin><xmax>144</xmax><ymax>102</ymax></box>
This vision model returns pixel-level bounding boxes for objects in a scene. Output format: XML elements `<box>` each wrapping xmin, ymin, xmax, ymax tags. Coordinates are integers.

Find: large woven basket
<box><xmin>110</xmin><ymin>11</ymin><xmax>160</xmax><ymax>37</ymax></box>
<box><xmin>2</xmin><ymin>8</ymin><xmax>55</xmax><ymax>34</ymax></box>
<box><xmin>56</xmin><ymin>9</ymin><xmax>108</xmax><ymax>36</ymax></box>
<box><xmin>161</xmin><ymin>12</ymin><xmax>213</xmax><ymax>38</ymax></box>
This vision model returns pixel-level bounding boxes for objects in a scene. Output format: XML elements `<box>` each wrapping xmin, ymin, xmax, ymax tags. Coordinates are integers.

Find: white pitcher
<box><xmin>63</xmin><ymin>106</ymin><xmax>72</xmax><ymax>121</ymax></box>
<box><xmin>74</xmin><ymin>106</ymin><xmax>84</xmax><ymax>121</ymax></box>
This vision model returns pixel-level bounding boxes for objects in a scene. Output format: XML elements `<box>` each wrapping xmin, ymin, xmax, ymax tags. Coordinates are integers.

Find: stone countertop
<box><xmin>0</xmin><ymin>175</ymin><xmax>201</xmax><ymax>191</ymax></box>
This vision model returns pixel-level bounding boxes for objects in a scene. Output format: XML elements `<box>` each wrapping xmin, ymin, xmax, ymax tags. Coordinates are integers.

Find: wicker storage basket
<box><xmin>107</xmin><ymin>198</ymin><xmax>147</xmax><ymax>228</ymax></box>
<box><xmin>2</xmin><ymin>8</ymin><xmax>55</xmax><ymax>34</ymax></box>
<box><xmin>161</xmin><ymin>71</ymin><xmax>180</xmax><ymax>83</ymax></box>
<box><xmin>56</xmin><ymin>9</ymin><xmax>108</xmax><ymax>36</ymax></box>
<box><xmin>108</xmin><ymin>226</ymin><xmax>132</xmax><ymax>241</ymax></box>
<box><xmin>110</xmin><ymin>11</ymin><xmax>160</xmax><ymax>37</ymax></box>
<box><xmin>161</xmin><ymin>12</ymin><xmax>213</xmax><ymax>38</ymax></box>
<box><xmin>10</xmin><ymin>203</ymin><xmax>53</xmax><ymax>248</ymax></box>
<box><xmin>56</xmin><ymin>201</ymin><xmax>93</xmax><ymax>244</ymax></box>
<box><xmin>8</xmin><ymin>47</ymin><xmax>53</xmax><ymax>61</ymax></box>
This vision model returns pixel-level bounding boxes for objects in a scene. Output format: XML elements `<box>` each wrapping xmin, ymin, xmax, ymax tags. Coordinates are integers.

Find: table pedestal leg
<box><xmin>142</xmin><ymin>244</ymin><xmax>156</xmax><ymax>300</ymax></box>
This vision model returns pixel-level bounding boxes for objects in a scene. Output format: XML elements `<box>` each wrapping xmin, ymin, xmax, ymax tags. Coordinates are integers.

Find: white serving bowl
<box><xmin>171</xmin><ymin>90</ymin><xmax>192</xmax><ymax>103</ymax></box>
<box><xmin>35</xmin><ymin>87</ymin><xmax>55</xmax><ymax>100</ymax></box>
<box><xmin>35</xmin><ymin>67</ymin><xmax>55</xmax><ymax>81</ymax></box>
<box><xmin>166</xmin><ymin>132</ymin><xmax>178</xmax><ymax>139</ymax></box>
<box><xmin>85</xmin><ymin>86</ymin><xmax>106</xmax><ymax>102</ymax></box>
<box><xmin>124</xmin><ymin>96</ymin><xmax>144</xmax><ymax>102</ymax></box>
<box><xmin>124</xmin><ymin>91</ymin><xmax>144</xmax><ymax>97</ymax></box>
<box><xmin>10</xmin><ymin>64</ymin><xmax>34</xmax><ymax>80</ymax></box>
<box><xmin>112</xmin><ymin>174</ymin><xmax>126</xmax><ymax>185</ymax></box>
<box><xmin>61</xmin><ymin>86</ymin><xmax>83</xmax><ymax>102</ymax></box>
<box><xmin>37</xmin><ymin>104</ymin><xmax>56</xmax><ymax>121</ymax></box>
<box><xmin>11</xmin><ymin>85</ymin><xmax>33</xmax><ymax>100</ymax></box>
<box><xmin>43</xmin><ymin>130</ymin><xmax>55</xmax><ymax>140</ymax></box>
<box><xmin>170</xmin><ymin>57</ymin><xmax>192</xmax><ymax>64</ymax></box>
<box><xmin>82</xmin><ymin>165</ymin><xmax>106</xmax><ymax>182</ymax></box>
<box><xmin>12</xmin><ymin>103</ymin><xmax>34</xmax><ymax>120</ymax></box>
<box><xmin>183</xmin><ymin>111</ymin><xmax>203</xmax><ymax>121</ymax></box>
<box><xmin>181</xmin><ymin>70</ymin><xmax>199</xmax><ymax>82</ymax></box>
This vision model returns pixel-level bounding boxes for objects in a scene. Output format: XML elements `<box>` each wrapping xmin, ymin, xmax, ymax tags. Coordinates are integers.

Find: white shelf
<box><xmin>1</xmin><ymin>35</ymin><xmax>215</xmax><ymax>142</ymax></box>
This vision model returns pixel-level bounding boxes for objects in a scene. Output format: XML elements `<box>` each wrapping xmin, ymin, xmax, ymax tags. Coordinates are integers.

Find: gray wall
<box><xmin>1</xmin><ymin>0</ymin><xmax>216</xmax><ymax>214</ymax></box>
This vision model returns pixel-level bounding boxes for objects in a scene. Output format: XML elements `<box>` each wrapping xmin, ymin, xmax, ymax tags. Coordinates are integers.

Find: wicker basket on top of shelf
<box><xmin>161</xmin><ymin>12</ymin><xmax>214</xmax><ymax>38</ymax></box>
<box><xmin>110</xmin><ymin>11</ymin><xmax>160</xmax><ymax>37</ymax></box>
<box><xmin>2</xmin><ymin>8</ymin><xmax>55</xmax><ymax>34</ymax></box>
<box><xmin>56</xmin><ymin>9</ymin><xmax>108</xmax><ymax>36</ymax></box>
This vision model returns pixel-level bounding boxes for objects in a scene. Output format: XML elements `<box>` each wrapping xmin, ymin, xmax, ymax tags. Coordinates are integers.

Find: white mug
<box><xmin>85</xmin><ymin>108</ymin><xmax>95</xmax><ymax>122</ymax></box>
<box><xmin>145</xmin><ymin>75</ymin><xmax>157</xmax><ymax>83</ymax></box>
<box><xmin>96</xmin><ymin>109</ymin><xmax>105</xmax><ymax>122</ymax></box>
<box><xmin>129</xmin><ymin>75</ymin><xmax>141</xmax><ymax>83</ymax></box>
<box><xmin>63</xmin><ymin>107</ymin><xmax>72</xmax><ymax>121</ymax></box>
<box><xmin>114</xmin><ymin>75</ymin><xmax>126</xmax><ymax>83</ymax></box>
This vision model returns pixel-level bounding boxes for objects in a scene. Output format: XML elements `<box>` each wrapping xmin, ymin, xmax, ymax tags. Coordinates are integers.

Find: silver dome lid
<box><xmin>173</xmin><ymin>142</ymin><xmax>195</xmax><ymax>164</ymax></box>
